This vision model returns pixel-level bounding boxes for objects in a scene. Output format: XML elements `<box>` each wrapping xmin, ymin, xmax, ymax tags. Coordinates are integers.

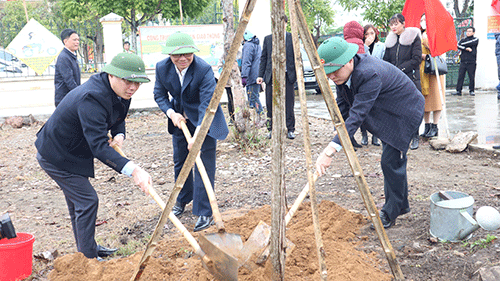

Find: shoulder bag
<box><xmin>424</xmin><ymin>55</ymin><xmax>448</xmax><ymax>75</ymax></box>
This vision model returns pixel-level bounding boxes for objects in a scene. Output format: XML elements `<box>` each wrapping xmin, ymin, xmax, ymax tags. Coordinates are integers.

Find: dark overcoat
<box><xmin>54</xmin><ymin>48</ymin><xmax>81</xmax><ymax>106</ymax></box>
<box><xmin>153</xmin><ymin>55</ymin><xmax>228</xmax><ymax>140</ymax></box>
<box><xmin>333</xmin><ymin>54</ymin><xmax>425</xmax><ymax>153</ymax></box>
<box><xmin>258</xmin><ymin>32</ymin><xmax>296</xmax><ymax>85</ymax></box>
<box><xmin>36</xmin><ymin>73</ymin><xmax>130</xmax><ymax>178</ymax></box>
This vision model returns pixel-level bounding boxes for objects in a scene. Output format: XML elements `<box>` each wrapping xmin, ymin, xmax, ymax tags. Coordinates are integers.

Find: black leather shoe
<box><xmin>193</xmin><ymin>216</ymin><xmax>214</xmax><ymax>232</ymax></box>
<box><xmin>97</xmin><ymin>245</ymin><xmax>118</xmax><ymax>257</ymax></box>
<box><xmin>287</xmin><ymin>131</ymin><xmax>295</xmax><ymax>139</ymax></box>
<box><xmin>172</xmin><ymin>201</ymin><xmax>187</xmax><ymax>216</ymax></box>
<box><xmin>469</xmin><ymin>91</ymin><xmax>475</xmax><ymax>96</ymax></box>
<box><xmin>370</xmin><ymin>211</ymin><xmax>395</xmax><ymax>229</ymax></box>
<box><xmin>409</xmin><ymin>136</ymin><xmax>419</xmax><ymax>150</ymax></box>
<box><xmin>361</xmin><ymin>133</ymin><xmax>368</xmax><ymax>146</ymax></box>
<box><xmin>372</xmin><ymin>136</ymin><xmax>380</xmax><ymax>146</ymax></box>
<box><xmin>452</xmin><ymin>91</ymin><xmax>462</xmax><ymax>96</ymax></box>
<box><xmin>351</xmin><ymin>137</ymin><xmax>362</xmax><ymax>148</ymax></box>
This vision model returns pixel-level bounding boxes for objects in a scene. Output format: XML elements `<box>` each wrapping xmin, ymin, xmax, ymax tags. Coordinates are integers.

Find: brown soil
<box><xmin>1</xmin><ymin>106</ymin><xmax>500</xmax><ymax>281</ymax></box>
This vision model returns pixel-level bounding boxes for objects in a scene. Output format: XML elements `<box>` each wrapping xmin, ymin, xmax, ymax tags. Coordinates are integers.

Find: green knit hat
<box><xmin>317</xmin><ymin>37</ymin><xmax>358</xmax><ymax>74</ymax></box>
<box><xmin>103</xmin><ymin>53</ymin><xmax>150</xmax><ymax>83</ymax></box>
<box><xmin>162</xmin><ymin>32</ymin><xmax>199</xmax><ymax>55</ymax></box>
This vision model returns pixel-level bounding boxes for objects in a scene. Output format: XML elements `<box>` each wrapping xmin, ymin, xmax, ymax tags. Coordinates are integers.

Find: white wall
<box><xmin>475</xmin><ymin>1</ymin><xmax>498</xmax><ymax>90</ymax></box>
<box><xmin>100</xmin><ymin>13</ymin><xmax>124</xmax><ymax>64</ymax></box>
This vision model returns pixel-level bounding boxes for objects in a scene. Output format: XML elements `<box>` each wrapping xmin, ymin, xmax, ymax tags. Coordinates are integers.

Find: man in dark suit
<box><xmin>154</xmin><ymin>32</ymin><xmax>229</xmax><ymax>232</ymax></box>
<box><xmin>257</xmin><ymin>18</ymin><xmax>297</xmax><ymax>139</ymax></box>
<box><xmin>54</xmin><ymin>29</ymin><xmax>81</xmax><ymax>107</ymax></box>
<box><xmin>315</xmin><ymin>37</ymin><xmax>424</xmax><ymax>229</ymax></box>
<box><xmin>36</xmin><ymin>53</ymin><xmax>152</xmax><ymax>259</ymax></box>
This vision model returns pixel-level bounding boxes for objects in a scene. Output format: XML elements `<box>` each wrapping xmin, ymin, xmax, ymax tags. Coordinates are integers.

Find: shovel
<box><xmin>109</xmin><ymin>141</ymin><xmax>239</xmax><ymax>280</ymax></box>
<box><xmin>236</xmin><ymin>172</ymin><xmax>319</xmax><ymax>265</ymax></box>
<box><xmin>179</xmin><ymin>121</ymin><xmax>244</xmax><ymax>261</ymax></box>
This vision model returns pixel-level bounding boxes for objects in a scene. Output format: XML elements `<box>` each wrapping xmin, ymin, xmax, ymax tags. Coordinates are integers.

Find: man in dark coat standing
<box><xmin>257</xmin><ymin>18</ymin><xmax>297</xmax><ymax>139</ymax></box>
<box><xmin>154</xmin><ymin>32</ymin><xmax>229</xmax><ymax>232</ymax></box>
<box><xmin>36</xmin><ymin>53</ymin><xmax>152</xmax><ymax>259</ymax></box>
<box><xmin>54</xmin><ymin>29</ymin><xmax>81</xmax><ymax>107</ymax></box>
<box><xmin>315</xmin><ymin>37</ymin><xmax>424</xmax><ymax>229</ymax></box>
<box><xmin>453</xmin><ymin>26</ymin><xmax>479</xmax><ymax>96</ymax></box>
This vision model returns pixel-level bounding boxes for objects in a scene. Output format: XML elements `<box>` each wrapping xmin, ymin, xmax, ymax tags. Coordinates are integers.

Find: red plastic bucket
<box><xmin>0</xmin><ymin>233</ymin><xmax>35</xmax><ymax>281</ymax></box>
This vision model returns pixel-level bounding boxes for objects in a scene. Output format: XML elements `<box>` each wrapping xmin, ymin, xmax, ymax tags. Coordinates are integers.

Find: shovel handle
<box><xmin>285</xmin><ymin>172</ymin><xmax>319</xmax><ymax>225</ymax></box>
<box><xmin>146</xmin><ymin>183</ymin><xmax>211</xmax><ymax>265</ymax></box>
<box><xmin>109</xmin><ymin>134</ymin><xmax>127</xmax><ymax>157</ymax></box>
<box><xmin>180</xmin><ymin>121</ymin><xmax>225</xmax><ymax>233</ymax></box>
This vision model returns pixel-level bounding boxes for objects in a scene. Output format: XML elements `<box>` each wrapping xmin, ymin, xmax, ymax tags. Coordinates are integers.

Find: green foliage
<box><xmin>336</xmin><ymin>0</ymin><xmax>405</xmax><ymax>32</ymax></box>
<box><xmin>230</xmin><ymin>122</ymin><xmax>268</xmax><ymax>152</ymax></box>
<box><xmin>462</xmin><ymin>234</ymin><xmax>497</xmax><ymax>251</ymax></box>
<box><xmin>115</xmin><ymin>235</ymin><xmax>151</xmax><ymax>256</ymax></box>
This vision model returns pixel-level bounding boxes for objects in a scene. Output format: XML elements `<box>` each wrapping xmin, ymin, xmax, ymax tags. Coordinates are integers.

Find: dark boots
<box><xmin>424</xmin><ymin>123</ymin><xmax>438</xmax><ymax>138</ymax></box>
<box><xmin>420</xmin><ymin>123</ymin><xmax>431</xmax><ymax>137</ymax></box>
<box><xmin>372</xmin><ymin>136</ymin><xmax>380</xmax><ymax>146</ymax></box>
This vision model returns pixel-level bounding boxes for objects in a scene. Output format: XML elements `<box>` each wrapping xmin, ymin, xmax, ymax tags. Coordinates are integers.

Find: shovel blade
<box><xmin>236</xmin><ymin>221</ymin><xmax>271</xmax><ymax>266</ymax></box>
<box><xmin>199</xmin><ymin>233</ymin><xmax>240</xmax><ymax>281</ymax></box>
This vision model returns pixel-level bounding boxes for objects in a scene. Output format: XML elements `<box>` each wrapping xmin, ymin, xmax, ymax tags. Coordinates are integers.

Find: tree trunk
<box><xmin>130</xmin><ymin>9</ymin><xmax>138</xmax><ymax>53</ymax></box>
<box><xmin>221</xmin><ymin>0</ymin><xmax>248</xmax><ymax>132</ymax></box>
<box><xmin>94</xmin><ymin>17</ymin><xmax>104</xmax><ymax>71</ymax></box>
<box><xmin>269</xmin><ymin>0</ymin><xmax>287</xmax><ymax>280</ymax></box>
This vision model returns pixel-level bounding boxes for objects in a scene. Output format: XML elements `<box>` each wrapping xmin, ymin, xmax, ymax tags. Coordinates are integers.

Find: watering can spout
<box><xmin>458</xmin><ymin>209</ymin><xmax>480</xmax><ymax>240</ymax></box>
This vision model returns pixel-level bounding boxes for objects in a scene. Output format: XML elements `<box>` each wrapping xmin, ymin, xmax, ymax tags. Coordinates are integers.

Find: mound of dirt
<box><xmin>48</xmin><ymin>201</ymin><xmax>391</xmax><ymax>280</ymax></box>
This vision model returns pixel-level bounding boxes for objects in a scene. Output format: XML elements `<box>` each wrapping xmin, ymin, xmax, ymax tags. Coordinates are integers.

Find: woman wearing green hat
<box><xmin>315</xmin><ymin>37</ymin><xmax>424</xmax><ymax>229</ymax></box>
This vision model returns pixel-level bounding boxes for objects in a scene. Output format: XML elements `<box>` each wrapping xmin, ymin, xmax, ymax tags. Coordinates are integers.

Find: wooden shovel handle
<box><xmin>285</xmin><ymin>172</ymin><xmax>319</xmax><ymax>225</ymax></box>
<box><xmin>147</xmin><ymin>184</ymin><xmax>210</xmax><ymax>265</ymax></box>
<box><xmin>108</xmin><ymin>136</ymin><xmax>211</xmax><ymax>264</ymax></box>
<box><xmin>180</xmin><ymin>121</ymin><xmax>225</xmax><ymax>233</ymax></box>
<box><xmin>109</xmin><ymin>134</ymin><xmax>127</xmax><ymax>157</ymax></box>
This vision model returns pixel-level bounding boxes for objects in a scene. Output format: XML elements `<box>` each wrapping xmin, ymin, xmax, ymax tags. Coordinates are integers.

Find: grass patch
<box><xmin>462</xmin><ymin>234</ymin><xmax>497</xmax><ymax>251</ymax></box>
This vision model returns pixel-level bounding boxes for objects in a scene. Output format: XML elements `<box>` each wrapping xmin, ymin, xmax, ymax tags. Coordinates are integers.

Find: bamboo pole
<box><xmin>129</xmin><ymin>0</ymin><xmax>257</xmax><ymax>280</ymax></box>
<box><xmin>269</xmin><ymin>0</ymin><xmax>287</xmax><ymax>279</ymax></box>
<box><xmin>288</xmin><ymin>0</ymin><xmax>327</xmax><ymax>280</ymax></box>
<box><xmin>291</xmin><ymin>0</ymin><xmax>404</xmax><ymax>280</ymax></box>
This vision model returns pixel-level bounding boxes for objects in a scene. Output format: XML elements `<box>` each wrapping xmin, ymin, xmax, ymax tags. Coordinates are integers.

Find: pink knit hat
<box><xmin>343</xmin><ymin>21</ymin><xmax>365</xmax><ymax>54</ymax></box>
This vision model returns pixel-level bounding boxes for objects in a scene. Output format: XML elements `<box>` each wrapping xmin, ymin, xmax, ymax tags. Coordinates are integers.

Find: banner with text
<box><xmin>138</xmin><ymin>24</ymin><xmax>224</xmax><ymax>69</ymax></box>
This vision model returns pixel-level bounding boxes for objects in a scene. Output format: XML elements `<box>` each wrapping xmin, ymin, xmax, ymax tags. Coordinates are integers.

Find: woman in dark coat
<box><xmin>383</xmin><ymin>13</ymin><xmax>422</xmax><ymax>150</ymax></box>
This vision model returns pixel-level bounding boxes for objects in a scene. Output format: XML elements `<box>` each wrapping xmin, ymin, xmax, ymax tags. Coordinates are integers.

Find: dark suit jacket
<box><xmin>36</xmin><ymin>73</ymin><xmax>130</xmax><ymax>178</ymax></box>
<box><xmin>54</xmin><ymin>48</ymin><xmax>81</xmax><ymax>106</ymax></box>
<box><xmin>153</xmin><ymin>55</ymin><xmax>228</xmax><ymax>140</ymax></box>
<box><xmin>334</xmin><ymin>54</ymin><xmax>424</xmax><ymax>153</ymax></box>
<box><xmin>258</xmin><ymin>32</ymin><xmax>296</xmax><ymax>85</ymax></box>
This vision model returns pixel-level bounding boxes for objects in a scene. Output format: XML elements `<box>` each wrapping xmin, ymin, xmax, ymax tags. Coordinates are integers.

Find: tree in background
<box><xmin>453</xmin><ymin>0</ymin><xmax>473</xmax><ymax>18</ymax></box>
<box><xmin>336</xmin><ymin>0</ymin><xmax>405</xmax><ymax>32</ymax></box>
<box><xmin>299</xmin><ymin>0</ymin><xmax>335</xmax><ymax>47</ymax></box>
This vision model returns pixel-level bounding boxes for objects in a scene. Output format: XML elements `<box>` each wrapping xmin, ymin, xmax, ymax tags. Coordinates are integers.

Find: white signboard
<box><xmin>138</xmin><ymin>24</ymin><xmax>224</xmax><ymax>69</ymax></box>
<box><xmin>6</xmin><ymin>19</ymin><xmax>63</xmax><ymax>75</ymax></box>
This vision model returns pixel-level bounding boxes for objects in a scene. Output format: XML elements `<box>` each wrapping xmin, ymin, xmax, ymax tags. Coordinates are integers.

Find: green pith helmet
<box><xmin>103</xmin><ymin>53</ymin><xmax>150</xmax><ymax>83</ymax></box>
<box><xmin>317</xmin><ymin>37</ymin><xmax>358</xmax><ymax>74</ymax></box>
<box><xmin>162</xmin><ymin>32</ymin><xmax>199</xmax><ymax>55</ymax></box>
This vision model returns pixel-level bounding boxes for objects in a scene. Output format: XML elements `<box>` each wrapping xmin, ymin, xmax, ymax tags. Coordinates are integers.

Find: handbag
<box><xmin>424</xmin><ymin>54</ymin><xmax>448</xmax><ymax>75</ymax></box>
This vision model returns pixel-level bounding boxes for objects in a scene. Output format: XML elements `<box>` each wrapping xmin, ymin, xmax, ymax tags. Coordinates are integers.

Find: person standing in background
<box><xmin>54</xmin><ymin>29</ymin><xmax>81</xmax><ymax>107</ymax></box>
<box><xmin>123</xmin><ymin>41</ymin><xmax>134</xmax><ymax>54</ymax></box>
<box><xmin>453</xmin><ymin>27</ymin><xmax>478</xmax><ymax>96</ymax></box>
<box><xmin>419</xmin><ymin>14</ymin><xmax>445</xmax><ymax>138</ymax></box>
<box><xmin>241</xmin><ymin>31</ymin><xmax>263</xmax><ymax>115</ymax></box>
<box><xmin>496</xmin><ymin>32</ymin><xmax>500</xmax><ymax>101</ymax></box>
<box><xmin>257</xmin><ymin>16</ymin><xmax>296</xmax><ymax>140</ymax></box>
<box><xmin>383</xmin><ymin>13</ymin><xmax>422</xmax><ymax>150</ymax></box>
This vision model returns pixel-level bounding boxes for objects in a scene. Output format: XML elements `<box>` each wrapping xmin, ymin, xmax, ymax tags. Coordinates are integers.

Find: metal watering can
<box><xmin>430</xmin><ymin>191</ymin><xmax>500</xmax><ymax>242</ymax></box>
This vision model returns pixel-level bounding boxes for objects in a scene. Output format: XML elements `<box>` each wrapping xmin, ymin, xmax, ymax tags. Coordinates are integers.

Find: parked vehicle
<box><xmin>296</xmin><ymin>48</ymin><xmax>321</xmax><ymax>94</ymax></box>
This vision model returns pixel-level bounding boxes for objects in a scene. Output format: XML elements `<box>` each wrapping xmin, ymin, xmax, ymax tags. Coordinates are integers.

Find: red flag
<box><xmin>493</xmin><ymin>0</ymin><xmax>500</xmax><ymax>14</ymax></box>
<box><xmin>402</xmin><ymin>0</ymin><xmax>457</xmax><ymax>57</ymax></box>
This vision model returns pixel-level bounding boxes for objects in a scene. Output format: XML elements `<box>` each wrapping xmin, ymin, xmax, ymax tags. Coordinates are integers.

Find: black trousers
<box><xmin>265</xmin><ymin>78</ymin><xmax>295</xmax><ymax>132</ymax></box>
<box><xmin>37</xmin><ymin>153</ymin><xmax>99</xmax><ymax>259</ymax></box>
<box><xmin>172</xmin><ymin>120</ymin><xmax>216</xmax><ymax>217</ymax></box>
<box><xmin>225</xmin><ymin>87</ymin><xmax>235</xmax><ymax>121</ymax></box>
<box><xmin>456</xmin><ymin>62</ymin><xmax>476</xmax><ymax>93</ymax></box>
<box><xmin>380</xmin><ymin>143</ymin><xmax>409</xmax><ymax>222</ymax></box>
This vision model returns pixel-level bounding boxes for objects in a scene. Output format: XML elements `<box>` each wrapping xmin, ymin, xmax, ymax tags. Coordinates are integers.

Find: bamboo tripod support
<box><xmin>291</xmin><ymin>0</ymin><xmax>404</xmax><ymax>279</ymax></box>
<box><xmin>288</xmin><ymin>1</ymin><xmax>327</xmax><ymax>280</ymax></box>
<box><xmin>129</xmin><ymin>1</ymin><xmax>257</xmax><ymax>280</ymax></box>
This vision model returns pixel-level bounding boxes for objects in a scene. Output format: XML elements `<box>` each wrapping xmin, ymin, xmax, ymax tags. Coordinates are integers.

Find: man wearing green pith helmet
<box><xmin>314</xmin><ymin>37</ymin><xmax>424</xmax><ymax>229</ymax></box>
<box><xmin>36</xmin><ymin>53</ymin><xmax>153</xmax><ymax>260</ymax></box>
<box><xmin>153</xmin><ymin>32</ymin><xmax>228</xmax><ymax>232</ymax></box>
